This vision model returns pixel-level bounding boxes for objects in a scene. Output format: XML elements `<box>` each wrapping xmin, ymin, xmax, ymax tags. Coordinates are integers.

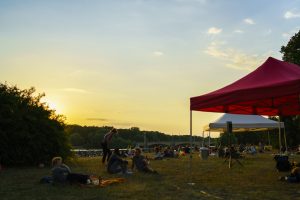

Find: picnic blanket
<box><xmin>98</xmin><ymin>178</ymin><xmax>126</xmax><ymax>187</ymax></box>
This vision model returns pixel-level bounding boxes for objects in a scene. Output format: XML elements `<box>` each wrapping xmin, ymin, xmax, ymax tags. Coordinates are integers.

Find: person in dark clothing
<box><xmin>107</xmin><ymin>149</ymin><xmax>129</xmax><ymax>174</ymax></box>
<box><xmin>279</xmin><ymin>162</ymin><xmax>300</xmax><ymax>183</ymax></box>
<box><xmin>101</xmin><ymin>128</ymin><xmax>118</xmax><ymax>164</ymax></box>
<box><xmin>51</xmin><ymin>157</ymin><xmax>97</xmax><ymax>185</ymax></box>
<box><xmin>132</xmin><ymin>148</ymin><xmax>157</xmax><ymax>174</ymax></box>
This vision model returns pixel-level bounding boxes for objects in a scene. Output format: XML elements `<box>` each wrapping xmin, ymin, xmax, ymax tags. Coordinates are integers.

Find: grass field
<box><xmin>1</xmin><ymin>153</ymin><xmax>300</xmax><ymax>200</ymax></box>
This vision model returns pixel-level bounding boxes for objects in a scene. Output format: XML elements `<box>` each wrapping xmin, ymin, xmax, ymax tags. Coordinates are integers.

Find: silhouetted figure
<box><xmin>101</xmin><ymin>128</ymin><xmax>118</xmax><ymax>164</ymax></box>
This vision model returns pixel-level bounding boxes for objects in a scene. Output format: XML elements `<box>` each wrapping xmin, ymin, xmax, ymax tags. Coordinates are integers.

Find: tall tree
<box><xmin>0</xmin><ymin>83</ymin><xmax>71</xmax><ymax>166</ymax></box>
<box><xmin>280</xmin><ymin>30</ymin><xmax>300</xmax><ymax>65</ymax></box>
<box><xmin>280</xmin><ymin>29</ymin><xmax>300</xmax><ymax>147</ymax></box>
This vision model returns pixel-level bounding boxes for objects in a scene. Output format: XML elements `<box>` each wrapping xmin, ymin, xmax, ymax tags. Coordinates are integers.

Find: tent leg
<box><xmin>188</xmin><ymin>110</ymin><xmax>194</xmax><ymax>185</ymax></box>
<box><xmin>283</xmin><ymin>127</ymin><xmax>288</xmax><ymax>153</ymax></box>
<box><xmin>267</xmin><ymin>131</ymin><xmax>271</xmax><ymax>146</ymax></box>
<box><xmin>278</xmin><ymin>116</ymin><xmax>282</xmax><ymax>155</ymax></box>
<box><xmin>190</xmin><ymin>110</ymin><xmax>193</xmax><ymax>150</ymax></box>
<box><xmin>202</xmin><ymin>131</ymin><xmax>204</xmax><ymax>147</ymax></box>
<box><xmin>208</xmin><ymin>131</ymin><xmax>211</xmax><ymax>148</ymax></box>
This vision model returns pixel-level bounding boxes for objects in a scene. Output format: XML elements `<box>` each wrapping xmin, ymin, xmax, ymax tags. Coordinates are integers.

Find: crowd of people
<box><xmin>43</xmin><ymin>128</ymin><xmax>300</xmax><ymax>186</ymax></box>
<box><xmin>46</xmin><ymin>128</ymin><xmax>159</xmax><ymax>186</ymax></box>
<box><xmin>217</xmin><ymin>144</ymin><xmax>262</xmax><ymax>158</ymax></box>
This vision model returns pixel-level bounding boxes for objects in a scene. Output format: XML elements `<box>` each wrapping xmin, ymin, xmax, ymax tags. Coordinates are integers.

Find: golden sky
<box><xmin>1</xmin><ymin>0</ymin><xmax>299</xmax><ymax>136</ymax></box>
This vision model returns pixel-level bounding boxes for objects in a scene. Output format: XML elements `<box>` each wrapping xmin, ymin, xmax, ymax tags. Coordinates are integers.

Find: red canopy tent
<box><xmin>190</xmin><ymin>57</ymin><xmax>300</xmax><ymax>116</ymax></box>
<box><xmin>189</xmin><ymin>57</ymin><xmax>300</xmax><ymax>154</ymax></box>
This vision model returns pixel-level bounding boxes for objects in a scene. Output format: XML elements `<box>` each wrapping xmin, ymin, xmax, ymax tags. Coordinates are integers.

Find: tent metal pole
<box><xmin>278</xmin><ymin>116</ymin><xmax>282</xmax><ymax>154</ymax></box>
<box><xmin>144</xmin><ymin>131</ymin><xmax>147</xmax><ymax>152</ymax></box>
<box><xmin>190</xmin><ymin>110</ymin><xmax>193</xmax><ymax>150</ymax></box>
<box><xmin>267</xmin><ymin>131</ymin><xmax>271</xmax><ymax>146</ymax></box>
<box><xmin>188</xmin><ymin>110</ymin><xmax>194</xmax><ymax>185</ymax></box>
<box><xmin>208</xmin><ymin>131</ymin><xmax>211</xmax><ymax>148</ymax></box>
<box><xmin>283</xmin><ymin>124</ymin><xmax>287</xmax><ymax>153</ymax></box>
<box><xmin>202</xmin><ymin>131</ymin><xmax>204</xmax><ymax>147</ymax></box>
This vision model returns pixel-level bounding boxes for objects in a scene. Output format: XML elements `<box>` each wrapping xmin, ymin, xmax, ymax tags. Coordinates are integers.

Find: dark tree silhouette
<box><xmin>0</xmin><ymin>83</ymin><xmax>71</xmax><ymax>166</ymax></box>
<box><xmin>280</xmin><ymin>30</ymin><xmax>300</xmax><ymax>65</ymax></box>
<box><xmin>280</xmin><ymin>30</ymin><xmax>300</xmax><ymax>148</ymax></box>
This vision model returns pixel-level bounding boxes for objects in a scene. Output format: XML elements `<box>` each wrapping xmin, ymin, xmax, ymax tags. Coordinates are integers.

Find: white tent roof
<box><xmin>204</xmin><ymin>113</ymin><xmax>284</xmax><ymax>132</ymax></box>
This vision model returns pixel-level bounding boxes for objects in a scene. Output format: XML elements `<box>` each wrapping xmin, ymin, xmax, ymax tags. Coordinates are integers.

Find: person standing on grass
<box><xmin>101</xmin><ymin>128</ymin><xmax>118</xmax><ymax>164</ymax></box>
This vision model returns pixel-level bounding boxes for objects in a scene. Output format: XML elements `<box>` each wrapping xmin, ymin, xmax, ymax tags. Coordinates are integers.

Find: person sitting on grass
<box><xmin>297</xmin><ymin>145</ymin><xmax>300</xmax><ymax>155</ymax></box>
<box><xmin>132</xmin><ymin>148</ymin><xmax>158</xmax><ymax>174</ymax></box>
<box><xmin>154</xmin><ymin>146</ymin><xmax>164</xmax><ymax>160</ymax></box>
<box><xmin>163</xmin><ymin>146</ymin><xmax>174</xmax><ymax>158</ymax></box>
<box><xmin>279</xmin><ymin>162</ymin><xmax>300</xmax><ymax>183</ymax></box>
<box><xmin>107</xmin><ymin>148</ymin><xmax>130</xmax><ymax>175</ymax></box>
<box><xmin>51</xmin><ymin>157</ymin><xmax>98</xmax><ymax>185</ymax></box>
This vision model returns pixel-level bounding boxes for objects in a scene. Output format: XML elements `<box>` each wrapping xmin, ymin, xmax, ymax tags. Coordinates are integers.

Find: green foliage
<box><xmin>219</xmin><ymin>132</ymin><xmax>238</xmax><ymax>146</ymax></box>
<box><xmin>0</xmin><ymin>83</ymin><xmax>71</xmax><ymax>166</ymax></box>
<box><xmin>280</xmin><ymin>30</ymin><xmax>300</xmax><ymax>65</ymax></box>
<box><xmin>280</xmin><ymin>30</ymin><xmax>300</xmax><ymax>148</ymax></box>
<box><xmin>280</xmin><ymin>116</ymin><xmax>300</xmax><ymax>147</ymax></box>
<box><xmin>2</xmin><ymin>155</ymin><xmax>300</xmax><ymax>200</ymax></box>
<box><xmin>66</xmin><ymin>125</ymin><xmax>202</xmax><ymax>149</ymax></box>
<box><xmin>234</xmin><ymin>131</ymin><xmax>278</xmax><ymax>147</ymax></box>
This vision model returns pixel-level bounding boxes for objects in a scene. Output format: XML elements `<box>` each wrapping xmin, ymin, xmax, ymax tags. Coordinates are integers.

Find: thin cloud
<box><xmin>85</xmin><ymin>118</ymin><xmax>132</xmax><ymax>127</ymax></box>
<box><xmin>284</xmin><ymin>11</ymin><xmax>300</xmax><ymax>19</ymax></box>
<box><xmin>282</xmin><ymin>27</ymin><xmax>300</xmax><ymax>38</ymax></box>
<box><xmin>282</xmin><ymin>33</ymin><xmax>290</xmax><ymax>38</ymax></box>
<box><xmin>153</xmin><ymin>51</ymin><xmax>164</xmax><ymax>56</ymax></box>
<box><xmin>112</xmin><ymin>122</ymin><xmax>133</xmax><ymax>127</ymax></box>
<box><xmin>234</xmin><ymin>29</ymin><xmax>244</xmax><ymax>34</ymax></box>
<box><xmin>244</xmin><ymin>18</ymin><xmax>255</xmax><ymax>25</ymax></box>
<box><xmin>86</xmin><ymin>118</ymin><xmax>108</xmax><ymax>121</ymax></box>
<box><xmin>207</xmin><ymin>27</ymin><xmax>222</xmax><ymax>35</ymax></box>
<box><xmin>263</xmin><ymin>29</ymin><xmax>272</xmax><ymax>36</ymax></box>
<box><xmin>204</xmin><ymin>41</ymin><xmax>228</xmax><ymax>58</ymax></box>
<box><xmin>61</xmin><ymin>88</ymin><xmax>89</xmax><ymax>93</ymax></box>
<box><xmin>204</xmin><ymin>41</ymin><xmax>267</xmax><ymax>71</ymax></box>
<box><xmin>175</xmin><ymin>0</ymin><xmax>206</xmax><ymax>3</ymax></box>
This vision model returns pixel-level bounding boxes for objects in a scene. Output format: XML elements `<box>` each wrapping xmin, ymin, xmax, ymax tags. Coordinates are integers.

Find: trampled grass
<box><xmin>1</xmin><ymin>153</ymin><xmax>300</xmax><ymax>200</ymax></box>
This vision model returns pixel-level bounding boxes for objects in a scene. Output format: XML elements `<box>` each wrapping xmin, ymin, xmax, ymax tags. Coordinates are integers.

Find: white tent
<box><xmin>203</xmin><ymin>113</ymin><xmax>286</xmax><ymax>149</ymax></box>
<box><xmin>204</xmin><ymin>113</ymin><xmax>284</xmax><ymax>132</ymax></box>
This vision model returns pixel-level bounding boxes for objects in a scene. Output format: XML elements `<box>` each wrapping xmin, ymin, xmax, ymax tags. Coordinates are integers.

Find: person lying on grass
<box><xmin>132</xmin><ymin>148</ymin><xmax>158</xmax><ymax>174</ymax></box>
<box><xmin>279</xmin><ymin>162</ymin><xmax>300</xmax><ymax>183</ymax></box>
<box><xmin>107</xmin><ymin>148</ymin><xmax>131</xmax><ymax>175</ymax></box>
<box><xmin>51</xmin><ymin>156</ymin><xmax>99</xmax><ymax>185</ymax></box>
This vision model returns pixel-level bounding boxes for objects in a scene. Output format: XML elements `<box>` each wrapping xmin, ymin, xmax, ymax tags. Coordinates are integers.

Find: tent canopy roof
<box><xmin>204</xmin><ymin>113</ymin><xmax>284</xmax><ymax>132</ymax></box>
<box><xmin>191</xmin><ymin>57</ymin><xmax>300</xmax><ymax>116</ymax></box>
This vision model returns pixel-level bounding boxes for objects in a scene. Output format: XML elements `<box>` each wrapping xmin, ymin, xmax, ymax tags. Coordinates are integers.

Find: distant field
<box><xmin>1</xmin><ymin>153</ymin><xmax>300</xmax><ymax>200</ymax></box>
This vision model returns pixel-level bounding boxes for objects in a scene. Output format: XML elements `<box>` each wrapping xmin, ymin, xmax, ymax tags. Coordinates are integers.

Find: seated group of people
<box><xmin>49</xmin><ymin>147</ymin><xmax>157</xmax><ymax>185</ymax></box>
<box><xmin>107</xmin><ymin>147</ymin><xmax>157</xmax><ymax>175</ymax></box>
<box><xmin>218</xmin><ymin>144</ymin><xmax>258</xmax><ymax>158</ymax></box>
<box><xmin>153</xmin><ymin>146</ymin><xmax>179</xmax><ymax>160</ymax></box>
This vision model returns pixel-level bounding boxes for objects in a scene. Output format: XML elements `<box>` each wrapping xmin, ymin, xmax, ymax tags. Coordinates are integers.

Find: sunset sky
<box><xmin>1</xmin><ymin>0</ymin><xmax>300</xmax><ymax>137</ymax></box>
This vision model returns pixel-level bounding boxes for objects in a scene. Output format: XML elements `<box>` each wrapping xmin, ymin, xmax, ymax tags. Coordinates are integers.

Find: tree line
<box><xmin>66</xmin><ymin>125</ymin><xmax>204</xmax><ymax>149</ymax></box>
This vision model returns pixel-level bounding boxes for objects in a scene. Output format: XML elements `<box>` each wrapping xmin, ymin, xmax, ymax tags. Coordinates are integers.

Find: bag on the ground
<box><xmin>274</xmin><ymin>155</ymin><xmax>291</xmax><ymax>172</ymax></box>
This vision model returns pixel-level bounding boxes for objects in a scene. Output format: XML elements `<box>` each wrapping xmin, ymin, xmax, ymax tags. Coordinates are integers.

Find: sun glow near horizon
<box><xmin>42</xmin><ymin>97</ymin><xmax>65</xmax><ymax>116</ymax></box>
<box><xmin>1</xmin><ymin>0</ymin><xmax>299</xmax><ymax>137</ymax></box>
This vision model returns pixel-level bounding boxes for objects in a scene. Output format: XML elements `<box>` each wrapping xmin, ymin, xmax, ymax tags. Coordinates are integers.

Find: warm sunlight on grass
<box><xmin>1</xmin><ymin>153</ymin><xmax>300</xmax><ymax>200</ymax></box>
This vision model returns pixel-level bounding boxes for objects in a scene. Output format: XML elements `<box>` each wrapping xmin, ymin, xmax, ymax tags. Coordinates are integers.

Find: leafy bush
<box><xmin>0</xmin><ymin>83</ymin><xmax>71</xmax><ymax>166</ymax></box>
